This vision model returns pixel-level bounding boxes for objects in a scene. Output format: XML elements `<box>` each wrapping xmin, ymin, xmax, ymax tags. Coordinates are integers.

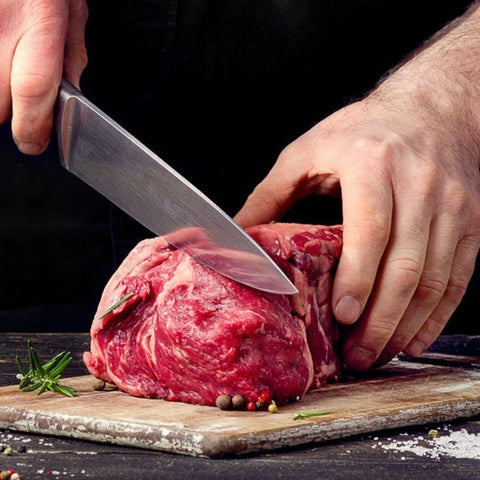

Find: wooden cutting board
<box><xmin>1</xmin><ymin>359</ymin><xmax>480</xmax><ymax>457</ymax></box>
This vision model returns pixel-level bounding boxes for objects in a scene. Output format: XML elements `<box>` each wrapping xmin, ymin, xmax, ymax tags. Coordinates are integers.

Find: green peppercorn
<box><xmin>92</xmin><ymin>378</ymin><xmax>106</xmax><ymax>391</ymax></box>
<box><xmin>215</xmin><ymin>395</ymin><xmax>232</xmax><ymax>410</ymax></box>
<box><xmin>1</xmin><ymin>471</ymin><xmax>11</xmax><ymax>480</ymax></box>
<box><xmin>268</xmin><ymin>401</ymin><xmax>279</xmax><ymax>413</ymax></box>
<box><xmin>2</xmin><ymin>447</ymin><xmax>13</xmax><ymax>456</ymax></box>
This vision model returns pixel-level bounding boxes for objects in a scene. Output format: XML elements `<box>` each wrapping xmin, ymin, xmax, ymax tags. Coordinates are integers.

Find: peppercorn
<box><xmin>2</xmin><ymin>447</ymin><xmax>13</xmax><ymax>456</ymax></box>
<box><xmin>428</xmin><ymin>429</ymin><xmax>440</xmax><ymax>438</ymax></box>
<box><xmin>268</xmin><ymin>401</ymin><xmax>278</xmax><ymax>413</ymax></box>
<box><xmin>17</xmin><ymin>446</ymin><xmax>27</xmax><ymax>454</ymax></box>
<box><xmin>231</xmin><ymin>394</ymin><xmax>245</xmax><ymax>409</ymax></box>
<box><xmin>257</xmin><ymin>391</ymin><xmax>271</xmax><ymax>404</ymax></box>
<box><xmin>215</xmin><ymin>395</ymin><xmax>232</xmax><ymax>410</ymax></box>
<box><xmin>10</xmin><ymin>473</ymin><xmax>20</xmax><ymax>480</ymax></box>
<box><xmin>247</xmin><ymin>401</ymin><xmax>257</xmax><ymax>411</ymax></box>
<box><xmin>92</xmin><ymin>378</ymin><xmax>106</xmax><ymax>391</ymax></box>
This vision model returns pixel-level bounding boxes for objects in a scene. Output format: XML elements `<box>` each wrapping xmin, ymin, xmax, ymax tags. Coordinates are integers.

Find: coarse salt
<box><xmin>380</xmin><ymin>427</ymin><xmax>480</xmax><ymax>460</ymax></box>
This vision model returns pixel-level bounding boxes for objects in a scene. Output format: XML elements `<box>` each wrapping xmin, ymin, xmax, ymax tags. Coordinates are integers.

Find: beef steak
<box><xmin>83</xmin><ymin>223</ymin><xmax>343</xmax><ymax>407</ymax></box>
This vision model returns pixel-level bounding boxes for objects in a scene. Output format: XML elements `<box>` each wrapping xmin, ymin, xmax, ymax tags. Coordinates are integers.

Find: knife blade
<box><xmin>55</xmin><ymin>80</ymin><xmax>298</xmax><ymax>295</ymax></box>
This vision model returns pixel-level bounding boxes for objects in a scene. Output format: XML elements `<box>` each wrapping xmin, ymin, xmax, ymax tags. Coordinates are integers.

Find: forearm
<box><xmin>370</xmin><ymin>1</ymin><xmax>480</xmax><ymax>168</ymax></box>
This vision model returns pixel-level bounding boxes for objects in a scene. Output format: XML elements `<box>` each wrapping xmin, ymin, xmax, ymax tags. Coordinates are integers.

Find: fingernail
<box><xmin>407</xmin><ymin>340</ymin><xmax>426</xmax><ymax>357</ymax></box>
<box><xmin>344</xmin><ymin>346</ymin><xmax>376</xmax><ymax>371</ymax></box>
<box><xmin>373</xmin><ymin>351</ymin><xmax>393</xmax><ymax>368</ymax></box>
<box><xmin>16</xmin><ymin>142</ymin><xmax>45</xmax><ymax>155</ymax></box>
<box><xmin>335</xmin><ymin>295</ymin><xmax>362</xmax><ymax>324</ymax></box>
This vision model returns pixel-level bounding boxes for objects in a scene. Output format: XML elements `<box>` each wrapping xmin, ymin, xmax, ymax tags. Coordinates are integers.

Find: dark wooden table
<box><xmin>1</xmin><ymin>332</ymin><xmax>480</xmax><ymax>480</ymax></box>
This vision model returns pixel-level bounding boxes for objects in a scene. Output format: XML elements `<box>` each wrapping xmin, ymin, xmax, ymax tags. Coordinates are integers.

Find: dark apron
<box><xmin>0</xmin><ymin>1</ymin><xmax>474</xmax><ymax>331</ymax></box>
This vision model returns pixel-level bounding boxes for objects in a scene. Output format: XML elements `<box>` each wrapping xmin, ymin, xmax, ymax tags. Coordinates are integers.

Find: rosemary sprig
<box><xmin>293</xmin><ymin>411</ymin><xmax>331</xmax><ymax>420</ymax></box>
<box><xmin>16</xmin><ymin>340</ymin><xmax>76</xmax><ymax>397</ymax></box>
<box><xmin>99</xmin><ymin>292</ymin><xmax>134</xmax><ymax>319</ymax></box>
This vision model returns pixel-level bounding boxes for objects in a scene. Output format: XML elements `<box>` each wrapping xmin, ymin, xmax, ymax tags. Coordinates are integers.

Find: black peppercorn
<box><xmin>231</xmin><ymin>394</ymin><xmax>245</xmax><ymax>409</ymax></box>
<box><xmin>215</xmin><ymin>395</ymin><xmax>232</xmax><ymax>410</ymax></box>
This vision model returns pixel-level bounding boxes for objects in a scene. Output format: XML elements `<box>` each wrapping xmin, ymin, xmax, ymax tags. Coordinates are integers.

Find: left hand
<box><xmin>234</xmin><ymin>95</ymin><xmax>480</xmax><ymax>371</ymax></box>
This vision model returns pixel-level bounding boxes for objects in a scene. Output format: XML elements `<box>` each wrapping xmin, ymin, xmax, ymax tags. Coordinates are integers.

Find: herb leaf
<box><xmin>99</xmin><ymin>293</ymin><xmax>134</xmax><ymax>319</ymax></box>
<box><xmin>16</xmin><ymin>340</ymin><xmax>76</xmax><ymax>397</ymax></box>
<box><xmin>293</xmin><ymin>411</ymin><xmax>331</xmax><ymax>420</ymax></box>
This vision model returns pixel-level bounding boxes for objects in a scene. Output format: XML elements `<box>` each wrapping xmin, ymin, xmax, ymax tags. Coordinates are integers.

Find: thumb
<box><xmin>234</xmin><ymin>144</ymin><xmax>312</xmax><ymax>228</ymax></box>
<box><xmin>10</xmin><ymin>5</ymin><xmax>69</xmax><ymax>155</ymax></box>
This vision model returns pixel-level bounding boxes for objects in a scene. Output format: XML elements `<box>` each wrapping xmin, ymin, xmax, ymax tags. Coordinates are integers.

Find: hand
<box><xmin>0</xmin><ymin>0</ymin><xmax>88</xmax><ymax>155</ymax></box>
<box><xmin>235</xmin><ymin>1</ymin><xmax>480</xmax><ymax>371</ymax></box>
<box><xmin>235</xmin><ymin>92</ymin><xmax>480</xmax><ymax>371</ymax></box>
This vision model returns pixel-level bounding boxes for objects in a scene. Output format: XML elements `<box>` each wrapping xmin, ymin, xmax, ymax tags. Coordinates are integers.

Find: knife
<box><xmin>55</xmin><ymin>80</ymin><xmax>298</xmax><ymax>295</ymax></box>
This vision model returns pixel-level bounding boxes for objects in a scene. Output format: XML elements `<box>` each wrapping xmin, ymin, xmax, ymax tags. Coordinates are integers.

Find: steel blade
<box><xmin>56</xmin><ymin>80</ymin><xmax>298</xmax><ymax>295</ymax></box>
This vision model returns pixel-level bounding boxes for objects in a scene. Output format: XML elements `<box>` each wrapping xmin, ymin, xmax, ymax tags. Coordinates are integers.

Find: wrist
<box><xmin>368</xmin><ymin>5</ymin><xmax>480</xmax><ymax>168</ymax></box>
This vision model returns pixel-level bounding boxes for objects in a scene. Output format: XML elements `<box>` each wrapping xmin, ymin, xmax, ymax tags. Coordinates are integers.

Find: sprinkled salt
<box><xmin>381</xmin><ymin>427</ymin><xmax>480</xmax><ymax>460</ymax></box>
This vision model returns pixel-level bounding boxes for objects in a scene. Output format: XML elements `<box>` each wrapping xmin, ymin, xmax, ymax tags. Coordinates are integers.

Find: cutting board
<box><xmin>1</xmin><ymin>359</ymin><xmax>480</xmax><ymax>457</ymax></box>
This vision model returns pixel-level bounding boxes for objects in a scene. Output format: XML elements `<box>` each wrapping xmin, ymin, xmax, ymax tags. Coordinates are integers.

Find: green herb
<box><xmin>99</xmin><ymin>293</ymin><xmax>134</xmax><ymax>319</ymax></box>
<box><xmin>293</xmin><ymin>411</ymin><xmax>331</xmax><ymax>420</ymax></box>
<box><xmin>16</xmin><ymin>340</ymin><xmax>76</xmax><ymax>397</ymax></box>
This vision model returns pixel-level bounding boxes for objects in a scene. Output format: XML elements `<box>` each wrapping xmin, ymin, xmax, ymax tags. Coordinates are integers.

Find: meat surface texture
<box><xmin>83</xmin><ymin>223</ymin><xmax>343</xmax><ymax>407</ymax></box>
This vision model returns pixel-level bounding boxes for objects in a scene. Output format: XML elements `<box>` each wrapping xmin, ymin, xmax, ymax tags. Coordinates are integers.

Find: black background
<box><xmin>0</xmin><ymin>0</ymin><xmax>477</xmax><ymax>333</ymax></box>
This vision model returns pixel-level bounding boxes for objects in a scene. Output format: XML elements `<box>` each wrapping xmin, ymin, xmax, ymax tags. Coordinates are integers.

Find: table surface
<box><xmin>1</xmin><ymin>333</ymin><xmax>480</xmax><ymax>480</ymax></box>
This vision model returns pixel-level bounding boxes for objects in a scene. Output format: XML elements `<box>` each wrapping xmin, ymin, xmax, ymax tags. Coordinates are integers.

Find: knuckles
<box><xmin>11</xmin><ymin>72</ymin><xmax>53</xmax><ymax>104</ymax></box>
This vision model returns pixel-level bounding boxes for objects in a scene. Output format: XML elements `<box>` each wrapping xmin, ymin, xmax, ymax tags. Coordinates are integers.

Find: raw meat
<box><xmin>83</xmin><ymin>223</ymin><xmax>343</xmax><ymax>407</ymax></box>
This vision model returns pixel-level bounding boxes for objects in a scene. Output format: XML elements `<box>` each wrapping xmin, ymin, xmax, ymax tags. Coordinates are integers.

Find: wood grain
<box><xmin>2</xmin><ymin>359</ymin><xmax>480</xmax><ymax>457</ymax></box>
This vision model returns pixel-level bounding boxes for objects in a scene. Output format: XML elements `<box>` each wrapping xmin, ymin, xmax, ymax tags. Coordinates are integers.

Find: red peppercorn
<box><xmin>247</xmin><ymin>401</ymin><xmax>257</xmax><ymax>411</ymax></box>
<box><xmin>257</xmin><ymin>391</ymin><xmax>271</xmax><ymax>404</ymax></box>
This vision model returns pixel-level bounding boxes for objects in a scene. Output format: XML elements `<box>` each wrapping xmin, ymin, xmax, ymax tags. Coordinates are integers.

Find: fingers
<box><xmin>373</xmin><ymin>208</ymin><xmax>459</xmax><ymax>366</ymax></box>
<box><xmin>0</xmin><ymin>40</ymin><xmax>13</xmax><ymax>126</ymax></box>
<box><xmin>63</xmin><ymin>0</ymin><xmax>88</xmax><ymax>87</ymax></box>
<box><xmin>0</xmin><ymin>0</ymin><xmax>87</xmax><ymax>155</ymax></box>
<box><xmin>404</xmin><ymin>222</ymin><xmax>480</xmax><ymax>357</ymax></box>
<box><xmin>10</xmin><ymin>3</ymin><xmax>69</xmax><ymax>154</ymax></box>
<box><xmin>332</xmin><ymin>143</ymin><xmax>393</xmax><ymax>327</ymax></box>
<box><xmin>338</xmin><ymin>157</ymin><xmax>436</xmax><ymax>370</ymax></box>
<box><xmin>343</xmin><ymin>175</ymin><xmax>479</xmax><ymax>371</ymax></box>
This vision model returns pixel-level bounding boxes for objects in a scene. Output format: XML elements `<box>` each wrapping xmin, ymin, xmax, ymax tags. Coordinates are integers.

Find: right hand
<box><xmin>0</xmin><ymin>0</ymin><xmax>88</xmax><ymax>155</ymax></box>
